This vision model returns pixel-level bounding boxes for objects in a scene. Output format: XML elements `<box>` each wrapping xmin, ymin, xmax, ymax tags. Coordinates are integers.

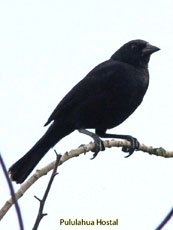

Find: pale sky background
<box><xmin>0</xmin><ymin>0</ymin><xmax>173</xmax><ymax>230</ymax></box>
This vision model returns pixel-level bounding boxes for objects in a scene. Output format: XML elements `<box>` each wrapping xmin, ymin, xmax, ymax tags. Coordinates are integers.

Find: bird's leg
<box><xmin>78</xmin><ymin>129</ymin><xmax>105</xmax><ymax>159</ymax></box>
<box><xmin>96</xmin><ymin>131</ymin><xmax>140</xmax><ymax>157</ymax></box>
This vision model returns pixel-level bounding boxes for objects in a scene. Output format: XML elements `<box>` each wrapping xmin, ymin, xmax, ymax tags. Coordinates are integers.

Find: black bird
<box><xmin>9</xmin><ymin>39</ymin><xmax>160</xmax><ymax>183</ymax></box>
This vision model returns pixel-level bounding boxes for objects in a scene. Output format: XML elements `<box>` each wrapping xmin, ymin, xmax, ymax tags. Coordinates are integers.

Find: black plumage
<box><xmin>9</xmin><ymin>39</ymin><xmax>160</xmax><ymax>183</ymax></box>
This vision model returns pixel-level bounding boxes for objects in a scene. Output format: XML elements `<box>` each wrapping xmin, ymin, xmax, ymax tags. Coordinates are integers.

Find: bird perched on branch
<box><xmin>9</xmin><ymin>39</ymin><xmax>160</xmax><ymax>183</ymax></box>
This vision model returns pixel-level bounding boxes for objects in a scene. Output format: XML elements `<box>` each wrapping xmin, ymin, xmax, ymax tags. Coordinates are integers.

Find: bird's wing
<box><xmin>44</xmin><ymin>59</ymin><xmax>128</xmax><ymax>126</ymax></box>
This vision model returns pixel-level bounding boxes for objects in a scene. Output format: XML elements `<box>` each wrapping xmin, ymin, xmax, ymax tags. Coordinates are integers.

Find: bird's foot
<box><xmin>122</xmin><ymin>136</ymin><xmax>140</xmax><ymax>158</ymax></box>
<box><xmin>91</xmin><ymin>138</ymin><xmax>105</xmax><ymax>160</ymax></box>
<box><xmin>78</xmin><ymin>129</ymin><xmax>105</xmax><ymax>159</ymax></box>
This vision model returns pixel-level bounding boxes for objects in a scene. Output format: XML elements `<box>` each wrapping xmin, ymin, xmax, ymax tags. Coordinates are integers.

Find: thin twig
<box><xmin>1</xmin><ymin>139</ymin><xmax>173</xmax><ymax>220</ymax></box>
<box><xmin>155</xmin><ymin>207</ymin><xmax>173</xmax><ymax>230</ymax></box>
<box><xmin>32</xmin><ymin>151</ymin><xmax>61</xmax><ymax>230</ymax></box>
<box><xmin>0</xmin><ymin>153</ymin><xmax>24</xmax><ymax>230</ymax></box>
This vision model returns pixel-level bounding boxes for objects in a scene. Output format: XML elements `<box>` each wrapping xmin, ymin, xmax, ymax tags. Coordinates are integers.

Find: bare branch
<box><xmin>155</xmin><ymin>207</ymin><xmax>173</xmax><ymax>230</ymax></box>
<box><xmin>0</xmin><ymin>140</ymin><xmax>173</xmax><ymax>220</ymax></box>
<box><xmin>0</xmin><ymin>153</ymin><xmax>24</xmax><ymax>230</ymax></box>
<box><xmin>32</xmin><ymin>152</ymin><xmax>61</xmax><ymax>230</ymax></box>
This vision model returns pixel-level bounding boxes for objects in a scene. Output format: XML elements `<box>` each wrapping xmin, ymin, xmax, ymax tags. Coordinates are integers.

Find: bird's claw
<box><xmin>91</xmin><ymin>139</ymin><xmax>105</xmax><ymax>160</ymax></box>
<box><xmin>122</xmin><ymin>136</ymin><xmax>140</xmax><ymax>158</ymax></box>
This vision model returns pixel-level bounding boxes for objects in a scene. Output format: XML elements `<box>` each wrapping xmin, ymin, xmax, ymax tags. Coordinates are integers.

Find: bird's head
<box><xmin>111</xmin><ymin>39</ymin><xmax>160</xmax><ymax>68</ymax></box>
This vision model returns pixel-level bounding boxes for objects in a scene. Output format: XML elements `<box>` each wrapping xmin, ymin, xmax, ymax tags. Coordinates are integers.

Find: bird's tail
<box><xmin>9</xmin><ymin>121</ymin><xmax>74</xmax><ymax>183</ymax></box>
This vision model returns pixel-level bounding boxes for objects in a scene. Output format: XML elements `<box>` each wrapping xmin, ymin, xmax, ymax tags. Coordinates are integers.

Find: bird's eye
<box><xmin>131</xmin><ymin>44</ymin><xmax>136</xmax><ymax>50</ymax></box>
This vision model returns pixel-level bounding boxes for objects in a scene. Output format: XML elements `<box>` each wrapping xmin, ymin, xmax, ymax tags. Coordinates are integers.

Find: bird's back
<box><xmin>45</xmin><ymin>59</ymin><xmax>149</xmax><ymax>130</ymax></box>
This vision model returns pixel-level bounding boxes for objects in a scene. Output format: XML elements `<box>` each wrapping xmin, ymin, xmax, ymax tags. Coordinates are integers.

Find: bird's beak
<box><xmin>142</xmin><ymin>43</ymin><xmax>160</xmax><ymax>56</ymax></box>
